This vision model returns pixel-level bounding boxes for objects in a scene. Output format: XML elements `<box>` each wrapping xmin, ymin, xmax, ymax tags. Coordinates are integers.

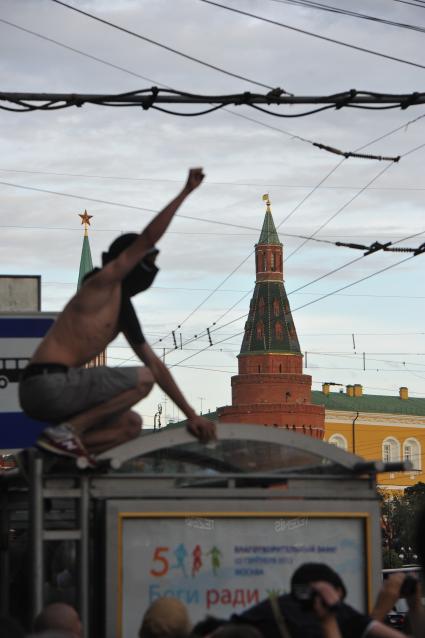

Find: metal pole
<box><xmin>352</xmin><ymin>411</ymin><xmax>359</xmax><ymax>454</ymax></box>
<box><xmin>79</xmin><ymin>475</ymin><xmax>90</xmax><ymax>638</ymax></box>
<box><xmin>0</xmin><ymin>480</ymin><xmax>9</xmax><ymax>614</ymax></box>
<box><xmin>29</xmin><ymin>452</ymin><xmax>44</xmax><ymax>619</ymax></box>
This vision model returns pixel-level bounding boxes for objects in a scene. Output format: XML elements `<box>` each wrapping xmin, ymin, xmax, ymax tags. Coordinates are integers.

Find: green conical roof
<box><xmin>77</xmin><ymin>234</ymin><xmax>93</xmax><ymax>289</ymax></box>
<box><xmin>240</xmin><ymin>195</ymin><xmax>299</xmax><ymax>355</ymax></box>
<box><xmin>240</xmin><ymin>280</ymin><xmax>301</xmax><ymax>354</ymax></box>
<box><xmin>258</xmin><ymin>210</ymin><xmax>281</xmax><ymax>245</ymax></box>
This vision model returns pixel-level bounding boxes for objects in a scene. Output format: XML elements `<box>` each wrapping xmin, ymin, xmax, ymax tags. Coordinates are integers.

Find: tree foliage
<box><xmin>380</xmin><ymin>483</ymin><xmax>425</xmax><ymax>568</ymax></box>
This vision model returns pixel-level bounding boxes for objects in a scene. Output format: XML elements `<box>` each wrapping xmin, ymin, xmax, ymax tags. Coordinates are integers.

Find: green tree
<box><xmin>380</xmin><ymin>485</ymin><xmax>425</xmax><ymax>568</ymax></box>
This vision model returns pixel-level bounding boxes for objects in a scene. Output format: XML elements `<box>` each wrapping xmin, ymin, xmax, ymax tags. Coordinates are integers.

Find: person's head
<box><xmin>33</xmin><ymin>603</ymin><xmax>82</xmax><ymax>638</ymax></box>
<box><xmin>102</xmin><ymin>233</ymin><xmax>159</xmax><ymax>296</ymax></box>
<box><xmin>290</xmin><ymin>563</ymin><xmax>347</xmax><ymax>600</ymax></box>
<box><xmin>139</xmin><ymin>596</ymin><xmax>191</xmax><ymax>638</ymax></box>
<box><xmin>209</xmin><ymin>625</ymin><xmax>263</xmax><ymax>638</ymax></box>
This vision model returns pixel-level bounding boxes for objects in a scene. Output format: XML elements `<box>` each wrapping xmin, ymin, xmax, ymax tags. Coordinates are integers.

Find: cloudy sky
<box><xmin>1</xmin><ymin>0</ymin><xmax>425</xmax><ymax>426</ymax></box>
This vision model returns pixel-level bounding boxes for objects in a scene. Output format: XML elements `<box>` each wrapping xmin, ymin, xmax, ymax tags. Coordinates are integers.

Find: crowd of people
<box><xmin>2</xmin><ymin>559</ymin><xmax>425</xmax><ymax>638</ymax></box>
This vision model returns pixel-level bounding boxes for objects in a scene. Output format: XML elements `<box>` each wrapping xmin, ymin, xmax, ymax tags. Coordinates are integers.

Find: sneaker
<box><xmin>37</xmin><ymin>423</ymin><xmax>97</xmax><ymax>468</ymax></box>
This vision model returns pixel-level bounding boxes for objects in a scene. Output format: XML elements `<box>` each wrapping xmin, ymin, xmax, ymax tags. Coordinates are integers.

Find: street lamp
<box><xmin>154</xmin><ymin>403</ymin><xmax>163</xmax><ymax>431</ymax></box>
<box><xmin>398</xmin><ymin>546</ymin><xmax>418</xmax><ymax>565</ymax></box>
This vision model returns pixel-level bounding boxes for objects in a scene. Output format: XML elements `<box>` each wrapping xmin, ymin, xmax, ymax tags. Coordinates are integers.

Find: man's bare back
<box><xmin>19</xmin><ymin>168</ymin><xmax>217</xmax><ymax>461</ymax></box>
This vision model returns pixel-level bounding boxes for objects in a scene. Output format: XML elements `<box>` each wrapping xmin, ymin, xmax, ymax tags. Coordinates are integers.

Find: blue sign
<box><xmin>0</xmin><ymin>314</ymin><xmax>55</xmax><ymax>449</ymax></box>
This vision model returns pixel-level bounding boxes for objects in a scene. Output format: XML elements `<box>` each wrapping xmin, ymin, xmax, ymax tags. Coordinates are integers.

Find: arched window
<box><xmin>403</xmin><ymin>438</ymin><xmax>421</xmax><ymax>470</ymax></box>
<box><xmin>273</xmin><ymin>298</ymin><xmax>280</xmax><ymax>317</ymax></box>
<box><xmin>271</xmin><ymin>252</ymin><xmax>275</xmax><ymax>271</ymax></box>
<box><xmin>259</xmin><ymin>297</ymin><xmax>265</xmax><ymax>316</ymax></box>
<box><xmin>263</xmin><ymin>254</ymin><xmax>267</xmax><ymax>271</ymax></box>
<box><xmin>328</xmin><ymin>434</ymin><xmax>348</xmax><ymax>450</ymax></box>
<box><xmin>256</xmin><ymin>321</ymin><xmax>264</xmax><ymax>339</ymax></box>
<box><xmin>275</xmin><ymin>321</ymin><xmax>283</xmax><ymax>340</ymax></box>
<box><xmin>382</xmin><ymin>437</ymin><xmax>401</xmax><ymax>463</ymax></box>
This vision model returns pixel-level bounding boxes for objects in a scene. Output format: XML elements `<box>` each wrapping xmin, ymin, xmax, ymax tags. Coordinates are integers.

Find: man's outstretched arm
<box><xmin>104</xmin><ymin>168</ymin><xmax>205</xmax><ymax>283</ymax></box>
<box><xmin>129</xmin><ymin>340</ymin><xmax>217</xmax><ymax>443</ymax></box>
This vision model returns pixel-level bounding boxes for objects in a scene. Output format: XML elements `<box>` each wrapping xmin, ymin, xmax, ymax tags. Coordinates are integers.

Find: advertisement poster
<box><xmin>120</xmin><ymin>513</ymin><xmax>367</xmax><ymax>638</ymax></box>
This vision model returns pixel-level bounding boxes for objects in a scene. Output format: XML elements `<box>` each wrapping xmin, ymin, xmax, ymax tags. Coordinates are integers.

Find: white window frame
<box><xmin>382</xmin><ymin>437</ymin><xmax>401</xmax><ymax>463</ymax></box>
<box><xmin>403</xmin><ymin>437</ymin><xmax>421</xmax><ymax>471</ymax></box>
<box><xmin>328</xmin><ymin>434</ymin><xmax>348</xmax><ymax>450</ymax></box>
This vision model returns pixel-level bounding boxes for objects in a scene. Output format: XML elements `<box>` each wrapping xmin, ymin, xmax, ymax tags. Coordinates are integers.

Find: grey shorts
<box><xmin>19</xmin><ymin>365</ymin><xmax>140</xmax><ymax>423</ymax></box>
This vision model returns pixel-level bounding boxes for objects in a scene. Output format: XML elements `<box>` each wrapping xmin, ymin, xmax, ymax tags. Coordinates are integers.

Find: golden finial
<box><xmin>79</xmin><ymin>210</ymin><xmax>93</xmax><ymax>237</ymax></box>
<box><xmin>262</xmin><ymin>193</ymin><xmax>271</xmax><ymax>213</ymax></box>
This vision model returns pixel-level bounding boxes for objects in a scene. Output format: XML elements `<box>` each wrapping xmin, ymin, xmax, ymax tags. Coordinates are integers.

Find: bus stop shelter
<box><xmin>5</xmin><ymin>423</ymin><xmax>386</xmax><ymax>638</ymax></box>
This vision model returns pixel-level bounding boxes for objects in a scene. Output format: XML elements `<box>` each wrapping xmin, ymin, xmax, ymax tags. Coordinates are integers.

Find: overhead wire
<box><xmin>120</xmin><ymin>135</ymin><xmax>425</xmax><ymax>363</ymax></box>
<box><xmin>280</xmin><ymin>129</ymin><xmax>425</xmax><ymax>259</ymax></box>
<box><xmin>267</xmin><ymin>0</ymin><xmax>425</xmax><ymax>34</ymax></box>
<box><xmin>7</xmin><ymin>1</ymin><xmax>425</xmax><ymax>368</ymax></box>
<box><xmin>2</xmin><ymin>17</ymin><xmax>416</xmax><ymax>160</ymax></box>
<box><xmin>283</xmin><ymin>162</ymin><xmax>393</xmax><ymax>260</ymax></box>
<box><xmin>142</xmin><ymin>226</ymin><xmax>425</xmax><ymax>366</ymax></box>
<box><xmin>198</xmin><ymin>0</ymin><xmax>425</xmax><ymax>71</ymax></box>
<box><xmin>48</xmin><ymin>0</ymin><xmax>279</xmax><ymax>92</ymax></box>
<box><xmin>168</xmin><ymin>252</ymin><xmax>422</xmax><ymax>369</ymax></box>
<box><xmin>390</xmin><ymin>0</ymin><xmax>425</xmax><ymax>8</ymax></box>
<box><xmin>0</xmin><ymin>180</ymin><xmax>348</xmax><ymax>246</ymax></box>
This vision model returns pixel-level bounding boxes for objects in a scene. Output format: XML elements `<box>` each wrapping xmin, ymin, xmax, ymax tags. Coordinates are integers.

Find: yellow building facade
<box><xmin>314</xmin><ymin>384</ymin><xmax>425</xmax><ymax>489</ymax></box>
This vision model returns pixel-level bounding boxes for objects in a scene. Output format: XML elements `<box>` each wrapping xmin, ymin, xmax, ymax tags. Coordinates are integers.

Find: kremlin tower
<box><xmin>77</xmin><ymin>210</ymin><xmax>106</xmax><ymax>367</ymax></box>
<box><xmin>218</xmin><ymin>195</ymin><xmax>324</xmax><ymax>438</ymax></box>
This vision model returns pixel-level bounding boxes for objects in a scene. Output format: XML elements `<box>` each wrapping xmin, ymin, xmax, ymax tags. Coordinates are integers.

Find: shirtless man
<box><xmin>19</xmin><ymin>168</ymin><xmax>216</xmax><ymax>463</ymax></box>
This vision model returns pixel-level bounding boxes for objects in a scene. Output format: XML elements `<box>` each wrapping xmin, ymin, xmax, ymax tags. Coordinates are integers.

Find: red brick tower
<box><xmin>218</xmin><ymin>195</ymin><xmax>324</xmax><ymax>438</ymax></box>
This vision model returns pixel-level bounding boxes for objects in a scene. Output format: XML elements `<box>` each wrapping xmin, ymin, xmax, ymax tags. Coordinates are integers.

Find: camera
<box><xmin>292</xmin><ymin>584</ymin><xmax>317</xmax><ymax>609</ymax></box>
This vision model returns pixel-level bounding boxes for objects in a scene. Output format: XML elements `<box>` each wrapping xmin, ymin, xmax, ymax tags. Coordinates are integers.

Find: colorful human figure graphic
<box><xmin>207</xmin><ymin>546</ymin><xmax>222</xmax><ymax>575</ymax></box>
<box><xmin>192</xmin><ymin>544</ymin><xmax>202</xmax><ymax>577</ymax></box>
<box><xmin>171</xmin><ymin>543</ymin><xmax>188</xmax><ymax>577</ymax></box>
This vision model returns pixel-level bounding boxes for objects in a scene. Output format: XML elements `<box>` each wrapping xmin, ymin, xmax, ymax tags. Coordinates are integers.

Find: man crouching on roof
<box><xmin>19</xmin><ymin>168</ymin><xmax>216</xmax><ymax>465</ymax></box>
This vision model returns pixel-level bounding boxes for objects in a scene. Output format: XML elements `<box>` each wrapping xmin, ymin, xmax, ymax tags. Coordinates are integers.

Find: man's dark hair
<box><xmin>290</xmin><ymin>562</ymin><xmax>347</xmax><ymax>599</ymax></box>
<box><xmin>102</xmin><ymin>233</ymin><xmax>138</xmax><ymax>264</ymax></box>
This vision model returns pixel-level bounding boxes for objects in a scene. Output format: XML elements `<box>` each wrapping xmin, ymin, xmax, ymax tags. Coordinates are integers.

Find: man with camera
<box><xmin>232</xmin><ymin>563</ymin><xmax>405</xmax><ymax>638</ymax></box>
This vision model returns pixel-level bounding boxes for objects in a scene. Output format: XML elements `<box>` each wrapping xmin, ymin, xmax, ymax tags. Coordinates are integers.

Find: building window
<box><xmin>273</xmin><ymin>298</ymin><xmax>280</xmax><ymax>317</ymax></box>
<box><xmin>259</xmin><ymin>297</ymin><xmax>265</xmax><ymax>316</ymax></box>
<box><xmin>263</xmin><ymin>254</ymin><xmax>267</xmax><ymax>271</ymax></box>
<box><xmin>403</xmin><ymin>438</ymin><xmax>421</xmax><ymax>470</ymax></box>
<box><xmin>271</xmin><ymin>252</ymin><xmax>275</xmax><ymax>271</ymax></box>
<box><xmin>328</xmin><ymin>434</ymin><xmax>348</xmax><ymax>450</ymax></box>
<box><xmin>275</xmin><ymin>321</ymin><xmax>283</xmax><ymax>340</ymax></box>
<box><xmin>382</xmin><ymin>437</ymin><xmax>401</xmax><ymax>463</ymax></box>
<box><xmin>256</xmin><ymin>321</ymin><xmax>264</xmax><ymax>338</ymax></box>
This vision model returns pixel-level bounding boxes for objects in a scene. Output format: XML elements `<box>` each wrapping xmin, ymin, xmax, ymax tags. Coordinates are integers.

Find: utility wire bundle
<box><xmin>2</xmin><ymin>87</ymin><xmax>425</xmax><ymax>113</ymax></box>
